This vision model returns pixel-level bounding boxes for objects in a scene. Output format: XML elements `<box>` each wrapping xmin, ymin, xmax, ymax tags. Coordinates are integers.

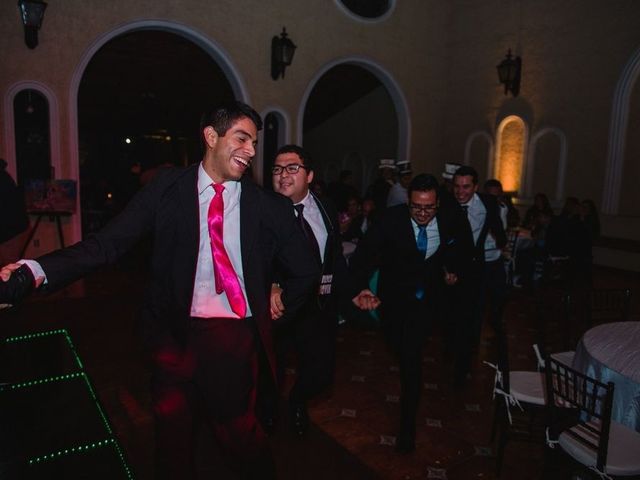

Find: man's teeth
<box><xmin>234</xmin><ymin>157</ymin><xmax>249</xmax><ymax>166</ymax></box>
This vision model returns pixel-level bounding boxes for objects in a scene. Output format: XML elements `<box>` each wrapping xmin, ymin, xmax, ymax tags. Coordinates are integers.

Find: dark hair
<box><xmin>200</xmin><ymin>101</ymin><xmax>263</xmax><ymax>138</ymax></box>
<box><xmin>275</xmin><ymin>144</ymin><xmax>313</xmax><ymax>171</ymax></box>
<box><xmin>484</xmin><ymin>179</ymin><xmax>502</xmax><ymax>191</ymax></box>
<box><xmin>408</xmin><ymin>173</ymin><xmax>439</xmax><ymax>198</ymax></box>
<box><xmin>453</xmin><ymin>165</ymin><xmax>478</xmax><ymax>185</ymax></box>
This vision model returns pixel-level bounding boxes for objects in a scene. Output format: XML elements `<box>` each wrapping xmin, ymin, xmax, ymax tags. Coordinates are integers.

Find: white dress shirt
<box><xmin>190</xmin><ymin>163</ymin><xmax>251</xmax><ymax>318</ymax></box>
<box><xmin>462</xmin><ymin>193</ymin><xmax>501</xmax><ymax>262</ymax></box>
<box><xmin>295</xmin><ymin>192</ymin><xmax>328</xmax><ymax>264</ymax></box>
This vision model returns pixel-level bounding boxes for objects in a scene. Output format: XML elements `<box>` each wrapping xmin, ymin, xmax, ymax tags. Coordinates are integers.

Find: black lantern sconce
<box><xmin>271</xmin><ymin>27</ymin><xmax>296</xmax><ymax>80</ymax></box>
<box><xmin>18</xmin><ymin>0</ymin><xmax>47</xmax><ymax>49</ymax></box>
<box><xmin>496</xmin><ymin>49</ymin><xmax>521</xmax><ymax>97</ymax></box>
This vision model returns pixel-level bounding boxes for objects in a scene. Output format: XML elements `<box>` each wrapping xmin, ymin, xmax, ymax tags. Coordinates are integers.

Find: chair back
<box><xmin>544</xmin><ymin>356</ymin><xmax>615</xmax><ymax>473</ymax></box>
<box><xmin>503</xmin><ymin>229</ymin><xmax>520</xmax><ymax>287</ymax></box>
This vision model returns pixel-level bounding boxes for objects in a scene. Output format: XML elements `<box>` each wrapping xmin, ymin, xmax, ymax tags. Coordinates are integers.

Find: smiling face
<box><xmin>453</xmin><ymin>174</ymin><xmax>478</xmax><ymax>205</ymax></box>
<box><xmin>272</xmin><ymin>151</ymin><xmax>313</xmax><ymax>204</ymax></box>
<box><xmin>202</xmin><ymin>116</ymin><xmax>257</xmax><ymax>183</ymax></box>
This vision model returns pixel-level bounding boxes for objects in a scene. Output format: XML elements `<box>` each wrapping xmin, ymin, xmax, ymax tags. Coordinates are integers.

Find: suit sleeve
<box><xmin>348</xmin><ymin>220</ymin><xmax>384</xmax><ymax>292</ymax></box>
<box><xmin>271</xmin><ymin>200</ymin><xmax>321</xmax><ymax>316</ymax></box>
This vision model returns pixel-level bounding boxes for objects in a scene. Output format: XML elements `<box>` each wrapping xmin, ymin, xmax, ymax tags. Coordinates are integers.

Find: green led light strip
<box><xmin>4</xmin><ymin>328</ymin><xmax>67</xmax><ymax>343</ymax></box>
<box><xmin>28</xmin><ymin>437</ymin><xmax>134</xmax><ymax>479</ymax></box>
<box><xmin>29</xmin><ymin>438</ymin><xmax>115</xmax><ymax>464</ymax></box>
<box><xmin>0</xmin><ymin>371</ymin><xmax>83</xmax><ymax>392</ymax></box>
<box><xmin>2</xmin><ymin>329</ymin><xmax>135</xmax><ymax>479</ymax></box>
<box><xmin>4</xmin><ymin>328</ymin><xmax>84</xmax><ymax>370</ymax></box>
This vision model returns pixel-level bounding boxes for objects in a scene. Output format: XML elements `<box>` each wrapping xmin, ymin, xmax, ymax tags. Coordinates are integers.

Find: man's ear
<box><xmin>307</xmin><ymin>169</ymin><xmax>314</xmax><ymax>185</ymax></box>
<box><xmin>203</xmin><ymin>126</ymin><xmax>218</xmax><ymax>149</ymax></box>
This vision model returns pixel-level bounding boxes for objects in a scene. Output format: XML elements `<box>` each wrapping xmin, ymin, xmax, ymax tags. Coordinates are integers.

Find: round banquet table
<box><xmin>572</xmin><ymin>321</ymin><xmax>640</xmax><ymax>432</ymax></box>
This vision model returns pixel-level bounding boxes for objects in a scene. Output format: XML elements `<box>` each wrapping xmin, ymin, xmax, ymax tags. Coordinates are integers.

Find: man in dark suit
<box><xmin>0</xmin><ymin>102</ymin><xmax>319</xmax><ymax>479</ymax></box>
<box><xmin>267</xmin><ymin>145</ymin><xmax>376</xmax><ymax>436</ymax></box>
<box><xmin>349</xmin><ymin>174</ymin><xmax>464</xmax><ymax>453</ymax></box>
<box><xmin>451</xmin><ymin>166</ymin><xmax>508</xmax><ymax>385</ymax></box>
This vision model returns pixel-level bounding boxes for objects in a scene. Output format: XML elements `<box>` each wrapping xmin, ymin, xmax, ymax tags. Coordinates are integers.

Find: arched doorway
<box><xmin>299</xmin><ymin>59</ymin><xmax>408</xmax><ymax>199</ymax></box>
<box><xmin>66</xmin><ymin>20</ymin><xmax>248</xmax><ymax>243</ymax></box>
<box><xmin>13</xmin><ymin>89</ymin><xmax>51</xmax><ymax>185</ymax></box>
<box><xmin>494</xmin><ymin>115</ymin><xmax>528</xmax><ymax>196</ymax></box>
<box><xmin>77</xmin><ymin>29</ymin><xmax>236</xmax><ymax>235</ymax></box>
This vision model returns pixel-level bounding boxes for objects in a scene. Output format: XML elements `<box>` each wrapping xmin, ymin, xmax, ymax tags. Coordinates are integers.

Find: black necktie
<box><xmin>294</xmin><ymin>204</ymin><xmax>322</xmax><ymax>264</ymax></box>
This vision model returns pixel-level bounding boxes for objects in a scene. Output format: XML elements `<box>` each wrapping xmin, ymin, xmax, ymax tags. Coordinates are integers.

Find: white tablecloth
<box><xmin>573</xmin><ymin>321</ymin><xmax>640</xmax><ymax>432</ymax></box>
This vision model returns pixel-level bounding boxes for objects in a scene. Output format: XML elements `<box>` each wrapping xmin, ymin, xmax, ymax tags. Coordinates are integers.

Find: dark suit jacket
<box><xmin>349</xmin><ymin>204</ymin><xmax>464</xmax><ymax>315</ymax></box>
<box><xmin>272</xmin><ymin>193</ymin><xmax>350</xmax><ymax>397</ymax></box>
<box><xmin>36</xmin><ymin>165</ymin><xmax>319</xmax><ymax>377</ymax></box>
<box><xmin>460</xmin><ymin>193</ymin><xmax>508</xmax><ymax>266</ymax></box>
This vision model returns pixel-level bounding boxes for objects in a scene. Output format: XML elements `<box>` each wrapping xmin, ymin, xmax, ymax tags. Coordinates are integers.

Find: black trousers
<box><xmin>151</xmin><ymin>317</ymin><xmax>274</xmax><ymax>480</ymax></box>
<box><xmin>382</xmin><ymin>298</ymin><xmax>432</xmax><ymax>440</ymax></box>
<box><xmin>452</xmin><ymin>259</ymin><xmax>507</xmax><ymax>380</ymax></box>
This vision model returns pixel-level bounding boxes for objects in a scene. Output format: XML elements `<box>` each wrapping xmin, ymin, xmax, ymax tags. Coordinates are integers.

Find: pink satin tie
<box><xmin>208</xmin><ymin>183</ymin><xmax>247</xmax><ymax>318</ymax></box>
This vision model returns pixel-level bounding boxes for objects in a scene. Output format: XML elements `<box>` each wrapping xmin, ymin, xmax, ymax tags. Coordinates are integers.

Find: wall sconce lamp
<box><xmin>271</xmin><ymin>27</ymin><xmax>296</xmax><ymax>80</ymax></box>
<box><xmin>18</xmin><ymin>0</ymin><xmax>47</xmax><ymax>49</ymax></box>
<box><xmin>496</xmin><ymin>49</ymin><xmax>521</xmax><ymax>97</ymax></box>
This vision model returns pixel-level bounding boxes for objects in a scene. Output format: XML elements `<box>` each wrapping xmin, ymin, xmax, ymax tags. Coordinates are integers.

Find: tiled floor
<box><xmin>1</xmin><ymin>264</ymin><xmax>638</xmax><ymax>479</ymax></box>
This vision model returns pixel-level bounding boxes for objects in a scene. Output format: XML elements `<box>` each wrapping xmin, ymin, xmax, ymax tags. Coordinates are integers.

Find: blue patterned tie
<box><xmin>417</xmin><ymin>225</ymin><xmax>428</xmax><ymax>258</ymax></box>
<box><xmin>416</xmin><ymin>225</ymin><xmax>427</xmax><ymax>299</ymax></box>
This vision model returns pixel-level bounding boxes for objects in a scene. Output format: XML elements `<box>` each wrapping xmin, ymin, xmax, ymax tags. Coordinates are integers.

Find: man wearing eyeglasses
<box><xmin>349</xmin><ymin>173</ymin><xmax>465</xmax><ymax>454</ymax></box>
<box><xmin>267</xmin><ymin>145</ymin><xmax>378</xmax><ymax>437</ymax></box>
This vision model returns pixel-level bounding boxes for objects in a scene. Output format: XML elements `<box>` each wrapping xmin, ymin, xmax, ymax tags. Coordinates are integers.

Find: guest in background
<box><xmin>327</xmin><ymin>169</ymin><xmax>360</xmax><ymax>213</ymax></box>
<box><xmin>523</xmin><ymin>193</ymin><xmax>553</xmax><ymax>230</ymax></box>
<box><xmin>367</xmin><ymin>159</ymin><xmax>396</xmax><ymax>212</ymax></box>
<box><xmin>342</xmin><ymin>196</ymin><xmax>377</xmax><ymax>244</ymax></box>
<box><xmin>387</xmin><ymin>160</ymin><xmax>413</xmax><ymax>207</ymax></box>
<box><xmin>580</xmin><ymin>199</ymin><xmax>600</xmax><ymax>241</ymax></box>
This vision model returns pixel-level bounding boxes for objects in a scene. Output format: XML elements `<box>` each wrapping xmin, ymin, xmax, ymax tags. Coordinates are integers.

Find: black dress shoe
<box><xmin>290</xmin><ymin>404</ymin><xmax>309</xmax><ymax>436</ymax></box>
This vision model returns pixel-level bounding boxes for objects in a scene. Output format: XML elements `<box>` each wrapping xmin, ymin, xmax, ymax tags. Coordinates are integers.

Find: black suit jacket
<box><xmin>349</xmin><ymin>204</ymin><xmax>464</xmax><ymax>313</ymax></box>
<box><xmin>459</xmin><ymin>193</ymin><xmax>508</xmax><ymax>265</ymax></box>
<box><xmin>36</xmin><ymin>165</ymin><xmax>319</xmax><ymax>376</ymax></box>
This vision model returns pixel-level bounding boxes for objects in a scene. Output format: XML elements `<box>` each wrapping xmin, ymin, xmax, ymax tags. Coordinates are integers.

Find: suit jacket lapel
<box><xmin>312</xmin><ymin>194</ymin><xmax>335</xmax><ymax>268</ymax></box>
<box><xmin>240</xmin><ymin>177</ymin><xmax>260</xmax><ymax>289</ymax></box>
<box><xmin>177</xmin><ymin>165</ymin><xmax>200</xmax><ymax>270</ymax></box>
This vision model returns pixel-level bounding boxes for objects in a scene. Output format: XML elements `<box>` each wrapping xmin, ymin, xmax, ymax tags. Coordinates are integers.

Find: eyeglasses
<box><xmin>409</xmin><ymin>203</ymin><xmax>437</xmax><ymax>213</ymax></box>
<box><xmin>272</xmin><ymin>163</ymin><xmax>308</xmax><ymax>175</ymax></box>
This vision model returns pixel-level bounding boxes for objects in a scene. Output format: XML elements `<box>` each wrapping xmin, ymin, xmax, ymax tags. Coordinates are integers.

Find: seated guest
<box><xmin>342</xmin><ymin>196</ymin><xmax>377</xmax><ymax>243</ymax></box>
<box><xmin>523</xmin><ymin>193</ymin><xmax>553</xmax><ymax>230</ymax></box>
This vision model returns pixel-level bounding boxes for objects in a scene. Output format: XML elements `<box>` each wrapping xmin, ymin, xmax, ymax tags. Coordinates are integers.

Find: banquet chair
<box><xmin>503</xmin><ymin>229</ymin><xmax>519</xmax><ymax>287</ymax></box>
<box><xmin>487</xmin><ymin>333</ymin><xmax>547</xmax><ymax>476</ymax></box>
<box><xmin>543</xmin><ymin>356</ymin><xmax>640</xmax><ymax>479</ymax></box>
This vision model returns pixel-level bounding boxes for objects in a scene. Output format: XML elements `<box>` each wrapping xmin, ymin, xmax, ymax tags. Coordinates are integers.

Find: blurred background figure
<box><xmin>387</xmin><ymin>160</ymin><xmax>413</xmax><ymax>207</ymax></box>
<box><xmin>0</xmin><ymin>158</ymin><xmax>29</xmax><ymax>265</ymax></box>
<box><xmin>327</xmin><ymin>169</ymin><xmax>360</xmax><ymax>213</ymax></box>
<box><xmin>342</xmin><ymin>196</ymin><xmax>377</xmax><ymax>244</ymax></box>
<box><xmin>523</xmin><ymin>193</ymin><xmax>553</xmax><ymax>230</ymax></box>
<box><xmin>367</xmin><ymin>159</ymin><xmax>396</xmax><ymax>212</ymax></box>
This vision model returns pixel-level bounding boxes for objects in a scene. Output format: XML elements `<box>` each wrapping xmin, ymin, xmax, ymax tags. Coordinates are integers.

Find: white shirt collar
<box><xmin>197</xmin><ymin>162</ymin><xmax>240</xmax><ymax>197</ymax></box>
<box><xmin>294</xmin><ymin>190</ymin><xmax>313</xmax><ymax>207</ymax></box>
